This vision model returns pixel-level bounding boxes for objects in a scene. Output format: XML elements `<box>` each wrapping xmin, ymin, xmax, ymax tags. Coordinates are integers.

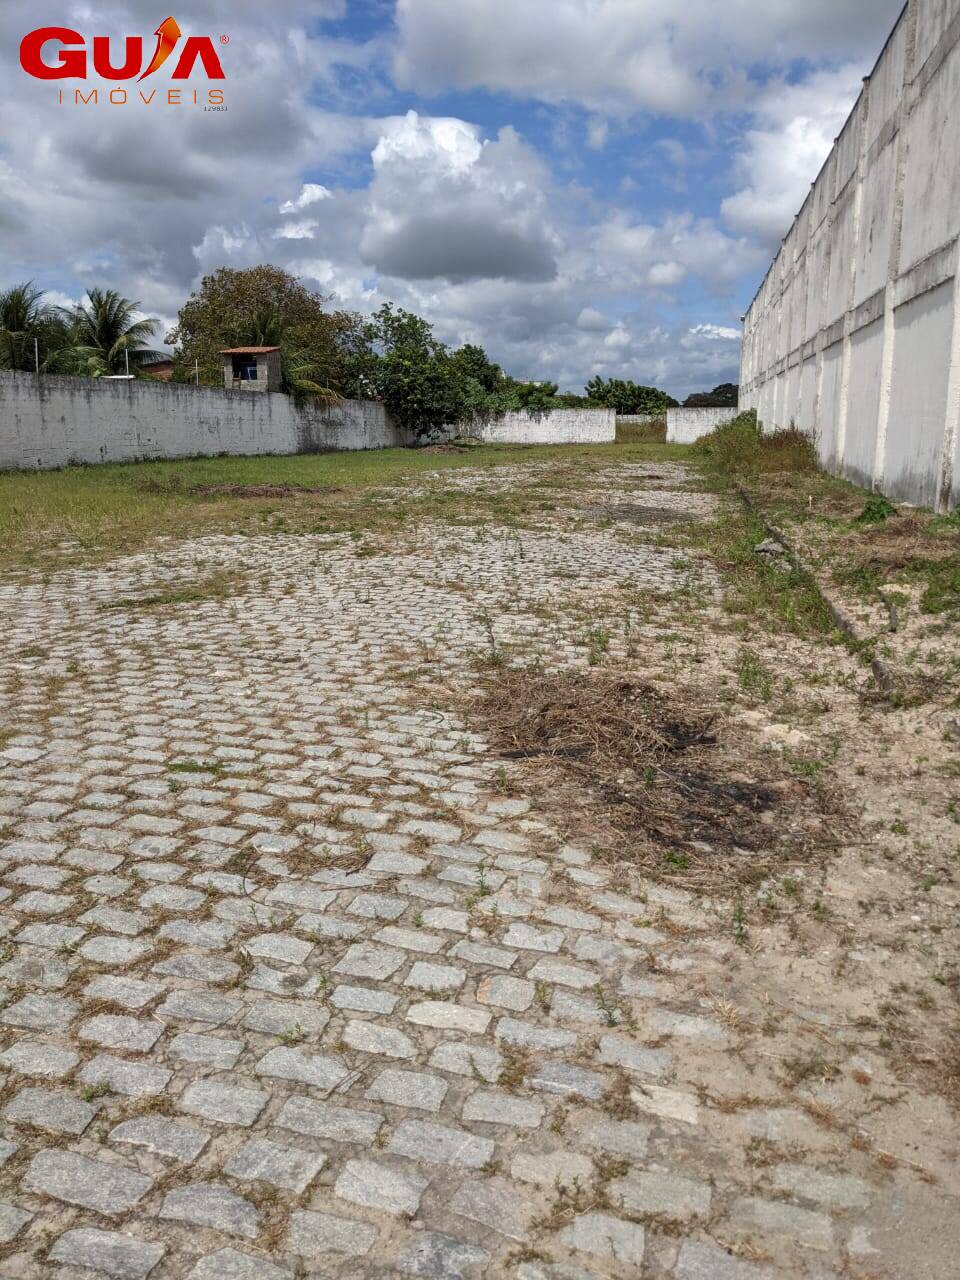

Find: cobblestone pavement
<box><xmin>0</xmin><ymin>459</ymin><xmax>956</xmax><ymax>1279</ymax></box>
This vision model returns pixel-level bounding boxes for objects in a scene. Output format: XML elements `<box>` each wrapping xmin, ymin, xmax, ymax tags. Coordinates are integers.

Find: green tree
<box><xmin>683</xmin><ymin>382</ymin><xmax>739</xmax><ymax>408</ymax></box>
<box><xmin>167</xmin><ymin>265</ymin><xmax>351</xmax><ymax>390</ymax></box>
<box><xmin>226</xmin><ymin>305</ymin><xmax>339</xmax><ymax>406</ymax></box>
<box><xmin>585</xmin><ymin>376</ymin><xmax>678</xmax><ymax>414</ymax></box>
<box><xmin>0</xmin><ymin>282</ymin><xmax>65</xmax><ymax>372</ymax></box>
<box><xmin>363</xmin><ymin>304</ymin><xmax>467</xmax><ymax>440</ymax></box>
<box><xmin>52</xmin><ymin>288</ymin><xmax>161</xmax><ymax>377</ymax></box>
<box><xmin>513</xmin><ymin>380</ymin><xmax>559</xmax><ymax>411</ymax></box>
<box><xmin>449</xmin><ymin>343</ymin><xmax>503</xmax><ymax>393</ymax></box>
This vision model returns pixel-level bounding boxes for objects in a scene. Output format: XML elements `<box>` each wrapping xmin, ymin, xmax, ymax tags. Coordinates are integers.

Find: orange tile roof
<box><xmin>220</xmin><ymin>346</ymin><xmax>281</xmax><ymax>354</ymax></box>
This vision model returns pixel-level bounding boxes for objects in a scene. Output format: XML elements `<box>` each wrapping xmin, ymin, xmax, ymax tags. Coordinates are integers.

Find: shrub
<box><xmin>856</xmin><ymin>494</ymin><xmax>898</xmax><ymax>524</ymax></box>
<box><xmin>692</xmin><ymin>411</ymin><xmax>819</xmax><ymax>475</ymax></box>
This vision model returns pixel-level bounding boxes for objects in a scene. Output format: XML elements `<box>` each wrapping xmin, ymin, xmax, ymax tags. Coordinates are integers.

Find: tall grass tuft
<box><xmin>616</xmin><ymin>416</ymin><xmax>667</xmax><ymax>444</ymax></box>
<box><xmin>692</xmin><ymin>410</ymin><xmax>819</xmax><ymax>476</ymax></box>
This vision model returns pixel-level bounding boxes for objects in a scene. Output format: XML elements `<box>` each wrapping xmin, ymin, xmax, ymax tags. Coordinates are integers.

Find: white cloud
<box><xmin>394</xmin><ymin>0</ymin><xmax>904</xmax><ymax>117</ymax></box>
<box><xmin>576</xmin><ymin>307</ymin><xmax>609</xmax><ymax>331</ymax></box>
<box><xmin>359</xmin><ymin>111</ymin><xmax>559</xmax><ymax>283</ymax></box>
<box><xmin>687</xmin><ymin>323</ymin><xmax>741</xmax><ymax>341</ymax></box>
<box><xmin>273</xmin><ymin>220</ymin><xmax>319</xmax><ymax>240</ymax></box>
<box><xmin>280</xmin><ymin>184</ymin><xmax>333</xmax><ymax>214</ymax></box>
<box><xmin>647</xmin><ymin>261</ymin><xmax>686</xmax><ymax>288</ymax></box>
<box><xmin>721</xmin><ymin>65</ymin><xmax>866</xmax><ymax>244</ymax></box>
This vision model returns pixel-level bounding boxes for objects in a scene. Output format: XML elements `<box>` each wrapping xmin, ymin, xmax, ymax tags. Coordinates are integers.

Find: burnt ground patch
<box><xmin>474</xmin><ymin>667</ymin><xmax>841</xmax><ymax>886</ymax></box>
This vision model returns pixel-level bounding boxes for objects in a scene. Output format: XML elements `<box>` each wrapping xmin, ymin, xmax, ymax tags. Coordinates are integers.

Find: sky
<box><xmin>0</xmin><ymin>1</ymin><xmax>906</xmax><ymax>397</ymax></box>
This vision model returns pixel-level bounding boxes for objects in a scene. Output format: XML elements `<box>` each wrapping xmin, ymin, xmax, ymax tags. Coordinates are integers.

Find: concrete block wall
<box><xmin>0</xmin><ymin>373</ymin><xmax>615</xmax><ymax>470</ymax></box>
<box><xmin>666</xmin><ymin>407</ymin><xmax>739</xmax><ymax>444</ymax></box>
<box><xmin>462</xmin><ymin>407</ymin><xmax>615</xmax><ymax>445</ymax></box>
<box><xmin>740</xmin><ymin>0</ymin><xmax>960</xmax><ymax>512</ymax></box>
<box><xmin>0</xmin><ymin>372</ymin><xmax>412</xmax><ymax>470</ymax></box>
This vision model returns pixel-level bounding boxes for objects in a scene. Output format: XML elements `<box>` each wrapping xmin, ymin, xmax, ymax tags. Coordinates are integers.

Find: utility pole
<box><xmin>125</xmin><ymin>349</ymin><xmax>130</xmax><ymax>377</ymax></box>
<box><xmin>34</xmin><ymin>337</ymin><xmax>39</xmax><ymax>376</ymax></box>
<box><xmin>195</xmin><ymin>359</ymin><xmax>199</xmax><ymax>386</ymax></box>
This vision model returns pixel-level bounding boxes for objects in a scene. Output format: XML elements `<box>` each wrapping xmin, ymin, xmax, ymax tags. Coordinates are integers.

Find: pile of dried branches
<box><xmin>475</xmin><ymin>668</ymin><xmax>831</xmax><ymax>872</ymax></box>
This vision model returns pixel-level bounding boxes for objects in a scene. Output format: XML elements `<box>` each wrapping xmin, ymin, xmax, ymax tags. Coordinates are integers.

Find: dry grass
<box><xmin>616</xmin><ymin>417</ymin><xmax>667</xmax><ymax>444</ymax></box>
<box><xmin>472</xmin><ymin>666</ymin><xmax>836</xmax><ymax>883</ymax></box>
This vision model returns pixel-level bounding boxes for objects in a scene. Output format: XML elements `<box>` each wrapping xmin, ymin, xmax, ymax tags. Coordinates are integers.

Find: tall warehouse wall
<box><xmin>740</xmin><ymin>0</ymin><xmax>960</xmax><ymax>512</ymax></box>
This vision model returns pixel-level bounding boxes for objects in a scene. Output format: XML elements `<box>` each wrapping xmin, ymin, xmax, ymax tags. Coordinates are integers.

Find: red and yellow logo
<box><xmin>20</xmin><ymin>16</ymin><xmax>227</xmax><ymax>106</ymax></box>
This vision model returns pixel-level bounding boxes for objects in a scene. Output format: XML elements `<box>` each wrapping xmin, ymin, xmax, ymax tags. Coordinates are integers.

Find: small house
<box><xmin>221</xmin><ymin>346</ymin><xmax>282</xmax><ymax>393</ymax></box>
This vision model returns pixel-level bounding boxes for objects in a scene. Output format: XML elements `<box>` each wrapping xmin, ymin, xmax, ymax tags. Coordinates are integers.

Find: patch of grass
<box><xmin>102</xmin><ymin>572</ymin><xmax>244</xmax><ymax>611</ymax></box>
<box><xmin>0</xmin><ymin>440</ymin><xmax>691</xmax><ymax>569</ymax></box>
<box><xmin>691</xmin><ymin>410</ymin><xmax>819</xmax><ymax>477</ymax></box>
<box><xmin>781</xmin><ymin>1052</ymin><xmax>841</xmax><ymax>1089</ymax></box>
<box><xmin>917</xmin><ymin>559</ymin><xmax>960</xmax><ymax>616</ymax></box>
<box><xmin>856</xmin><ymin>494</ymin><xmax>898</xmax><ymax>524</ymax></box>
<box><xmin>736</xmin><ymin>648</ymin><xmax>774</xmax><ymax>701</ymax></box>
<box><xmin>687</xmin><ymin>502</ymin><xmax>839</xmax><ymax>638</ymax></box>
<box><xmin>167</xmin><ymin>759</ymin><xmax>225</xmax><ymax>775</ymax></box>
<box><xmin>616</xmin><ymin>417</ymin><xmax>666</xmax><ymax>444</ymax></box>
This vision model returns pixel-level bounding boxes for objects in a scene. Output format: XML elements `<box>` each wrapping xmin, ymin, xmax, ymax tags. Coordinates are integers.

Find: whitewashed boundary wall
<box><xmin>0</xmin><ymin>374</ymin><xmax>614</xmax><ymax>471</ymax></box>
<box><xmin>666</xmin><ymin>407</ymin><xmax>739</xmax><ymax>444</ymax></box>
<box><xmin>462</xmin><ymin>407</ymin><xmax>615</xmax><ymax>445</ymax></box>
<box><xmin>0</xmin><ymin>372</ymin><xmax>411</xmax><ymax>470</ymax></box>
<box><xmin>740</xmin><ymin>0</ymin><xmax>960</xmax><ymax>512</ymax></box>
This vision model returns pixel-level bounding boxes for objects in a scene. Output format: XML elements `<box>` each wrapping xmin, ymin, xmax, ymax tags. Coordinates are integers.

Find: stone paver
<box><xmin>22</xmin><ymin>1150</ymin><xmax>152</xmax><ymax>1214</ymax></box>
<box><xmin>49</xmin><ymin>1228</ymin><xmax>165</xmax><ymax>1278</ymax></box>
<box><xmin>0</xmin><ymin>458</ymin><xmax>938</xmax><ymax>1277</ymax></box>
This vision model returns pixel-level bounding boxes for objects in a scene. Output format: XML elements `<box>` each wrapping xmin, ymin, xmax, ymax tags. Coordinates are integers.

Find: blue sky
<box><xmin>0</xmin><ymin>1</ymin><xmax>905</xmax><ymax>395</ymax></box>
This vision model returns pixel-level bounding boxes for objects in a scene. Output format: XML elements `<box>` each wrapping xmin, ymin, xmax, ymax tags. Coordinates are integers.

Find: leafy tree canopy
<box><xmin>167</xmin><ymin>265</ymin><xmax>351</xmax><ymax>392</ymax></box>
<box><xmin>584</xmin><ymin>377</ymin><xmax>678</xmax><ymax>414</ymax></box>
<box><xmin>683</xmin><ymin>382</ymin><xmax>739</xmax><ymax>408</ymax></box>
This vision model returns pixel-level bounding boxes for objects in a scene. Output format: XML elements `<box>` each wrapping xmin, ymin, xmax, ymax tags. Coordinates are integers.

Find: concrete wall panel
<box><xmin>0</xmin><ymin>374</ymin><xmax>413</xmax><ymax>470</ymax></box>
<box><xmin>818</xmin><ymin>343</ymin><xmax>845</xmax><ymax>469</ymax></box>
<box><xmin>468</xmin><ymin>408</ymin><xmax>615</xmax><ymax>445</ymax></box>
<box><xmin>914</xmin><ymin>0</ymin><xmax>960</xmax><ymax>70</ymax></box>
<box><xmin>740</xmin><ymin>0</ymin><xmax>960</xmax><ymax>511</ymax></box>
<box><xmin>866</xmin><ymin>20</ymin><xmax>907</xmax><ymax>148</ymax></box>
<box><xmin>854</xmin><ymin>141</ymin><xmax>898</xmax><ymax>304</ymax></box>
<box><xmin>799</xmin><ymin>357</ymin><xmax>819</xmax><ymax>432</ymax></box>
<box><xmin>665</xmin><ymin>407</ymin><xmax>739</xmax><ymax>443</ymax></box>
<box><xmin>843</xmin><ymin>319</ymin><xmax>885</xmax><ymax>486</ymax></box>
<box><xmin>898</xmin><ymin>39</ymin><xmax>960</xmax><ymax>270</ymax></box>
<box><xmin>884</xmin><ymin>281</ymin><xmax>954</xmax><ymax>505</ymax></box>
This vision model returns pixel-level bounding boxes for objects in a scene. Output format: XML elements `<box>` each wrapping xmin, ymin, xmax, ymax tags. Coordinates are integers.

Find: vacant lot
<box><xmin>0</xmin><ymin>442</ymin><xmax>956</xmax><ymax>1279</ymax></box>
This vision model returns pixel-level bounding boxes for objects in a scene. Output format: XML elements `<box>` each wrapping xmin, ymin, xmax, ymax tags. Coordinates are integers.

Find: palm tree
<box><xmin>0</xmin><ymin>281</ymin><xmax>58</xmax><ymax>371</ymax></box>
<box><xmin>232</xmin><ymin>306</ymin><xmax>340</xmax><ymax>406</ymax></box>
<box><xmin>54</xmin><ymin>288</ymin><xmax>162</xmax><ymax>377</ymax></box>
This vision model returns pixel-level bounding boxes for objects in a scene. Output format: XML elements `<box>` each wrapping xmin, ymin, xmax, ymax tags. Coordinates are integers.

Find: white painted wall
<box><xmin>0</xmin><ymin>372</ymin><xmax>412</xmax><ymax>470</ymax></box>
<box><xmin>666</xmin><ymin>407</ymin><xmax>739</xmax><ymax>443</ymax></box>
<box><xmin>0</xmin><ymin>373</ymin><xmax>616</xmax><ymax>471</ymax></box>
<box><xmin>741</xmin><ymin>0</ymin><xmax>960</xmax><ymax>512</ymax></box>
<box><xmin>463</xmin><ymin>407</ymin><xmax>615</xmax><ymax>445</ymax></box>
